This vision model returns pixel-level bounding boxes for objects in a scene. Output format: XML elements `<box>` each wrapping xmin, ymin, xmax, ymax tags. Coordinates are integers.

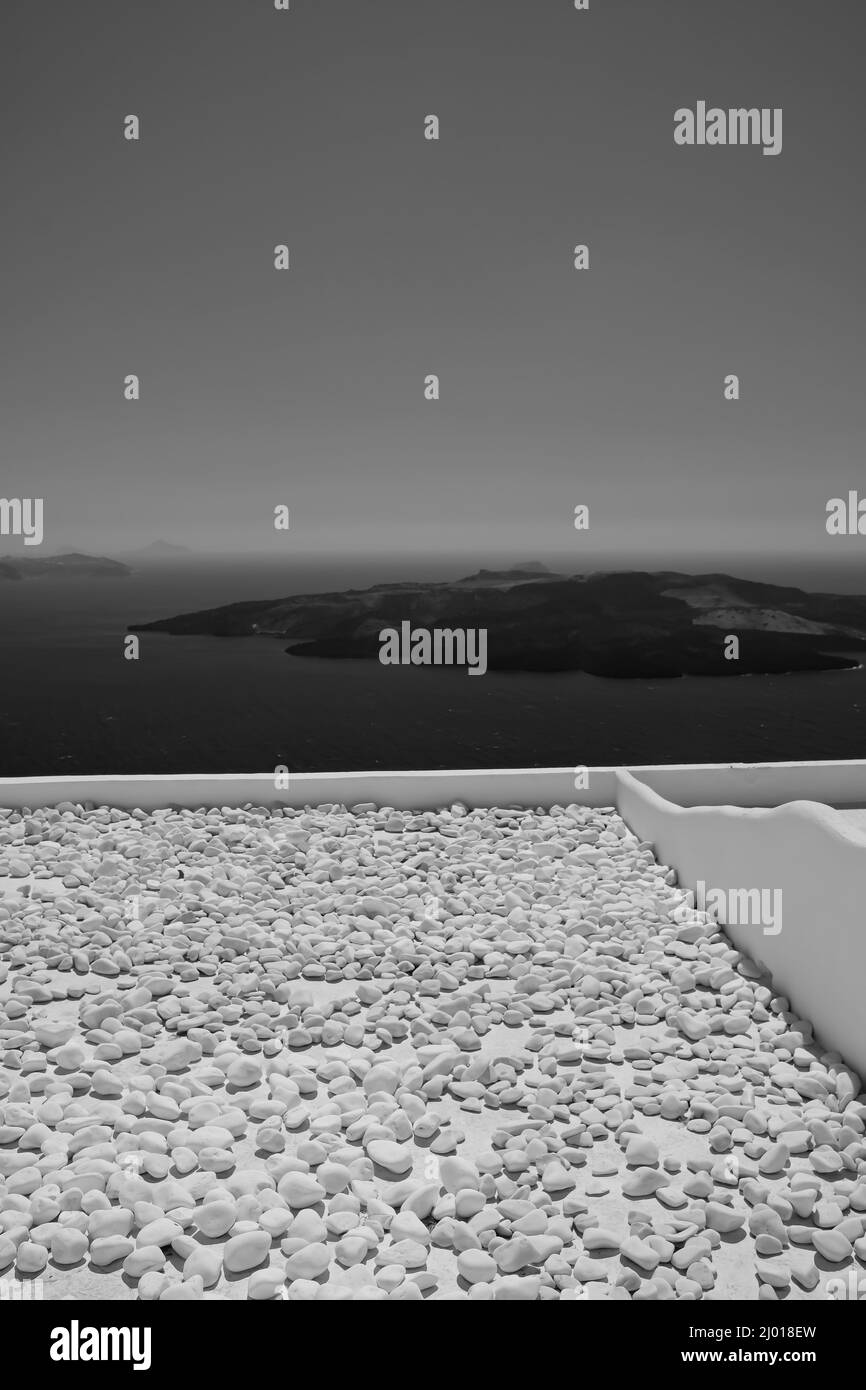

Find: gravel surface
<box><xmin>0</xmin><ymin>799</ymin><xmax>863</xmax><ymax>1301</ymax></box>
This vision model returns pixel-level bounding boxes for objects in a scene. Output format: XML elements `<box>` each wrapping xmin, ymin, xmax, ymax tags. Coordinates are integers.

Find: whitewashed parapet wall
<box><xmin>3</xmin><ymin>760</ymin><xmax>866</xmax><ymax>812</ymax></box>
<box><xmin>615</xmin><ymin>768</ymin><xmax>866</xmax><ymax>1082</ymax></box>
<box><xmin>0</xmin><ymin>768</ymin><xmax>605</xmax><ymax>812</ymax></box>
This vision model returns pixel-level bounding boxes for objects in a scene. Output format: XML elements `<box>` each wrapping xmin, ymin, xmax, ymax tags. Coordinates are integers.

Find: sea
<box><xmin>2</xmin><ymin>553</ymin><xmax>866</xmax><ymax>776</ymax></box>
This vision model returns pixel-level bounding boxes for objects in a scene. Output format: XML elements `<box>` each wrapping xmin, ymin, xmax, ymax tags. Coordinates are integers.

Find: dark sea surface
<box><xmin>2</xmin><ymin>555</ymin><xmax>866</xmax><ymax>776</ymax></box>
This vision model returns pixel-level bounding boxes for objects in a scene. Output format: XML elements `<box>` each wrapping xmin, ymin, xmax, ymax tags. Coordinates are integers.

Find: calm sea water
<box><xmin>2</xmin><ymin>555</ymin><xmax>866</xmax><ymax>775</ymax></box>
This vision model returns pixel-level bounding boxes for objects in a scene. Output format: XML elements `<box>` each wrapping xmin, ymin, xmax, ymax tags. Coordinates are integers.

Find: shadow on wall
<box><xmin>615</xmin><ymin>769</ymin><xmax>866</xmax><ymax>1084</ymax></box>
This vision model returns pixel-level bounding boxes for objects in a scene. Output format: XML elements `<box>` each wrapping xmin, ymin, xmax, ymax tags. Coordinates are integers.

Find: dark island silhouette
<box><xmin>132</xmin><ymin>565</ymin><xmax>866</xmax><ymax>678</ymax></box>
<box><xmin>0</xmin><ymin>552</ymin><xmax>131</xmax><ymax>580</ymax></box>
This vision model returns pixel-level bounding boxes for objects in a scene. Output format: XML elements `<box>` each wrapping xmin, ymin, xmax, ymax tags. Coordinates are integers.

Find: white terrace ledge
<box><xmin>3</xmin><ymin>759</ymin><xmax>866</xmax><ymax>812</ymax></box>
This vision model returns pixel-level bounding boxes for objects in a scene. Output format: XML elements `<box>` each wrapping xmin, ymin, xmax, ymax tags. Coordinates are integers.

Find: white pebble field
<box><xmin>0</xmin><ymin>798</ymin><xmax>864</xmax><ymax>1302</ymax></box>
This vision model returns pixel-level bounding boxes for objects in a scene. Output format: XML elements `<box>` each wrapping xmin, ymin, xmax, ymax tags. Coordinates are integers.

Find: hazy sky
<box><xmin>2</xmin><ymin>0</ymin><xmax>865</xmax><ymax>562</ymax></box>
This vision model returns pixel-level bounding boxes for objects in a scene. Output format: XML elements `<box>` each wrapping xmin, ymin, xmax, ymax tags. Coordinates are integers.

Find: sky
<box><xmin>2</xmin><ymin>0</ymin><xmax>865</xmax><ymax>566</ymax></box>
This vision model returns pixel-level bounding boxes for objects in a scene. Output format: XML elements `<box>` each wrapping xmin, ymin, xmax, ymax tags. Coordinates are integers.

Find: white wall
<box><xmin>0</xmin><ymin>768</ymin><xmax>609</xmax><ymax>812</ymax></box>
<box><xmin>615</xmin><ymin>769</ymin><xmax>866</xmax><ymax>1081</ymax></box>
<box><xmin>3</xmin><ymin>760</ymin><xmax>866</xmax><ymax>812</ymax></box>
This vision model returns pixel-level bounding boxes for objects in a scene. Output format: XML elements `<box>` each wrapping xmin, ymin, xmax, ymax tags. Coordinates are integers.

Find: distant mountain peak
<box><xmin>129</xmin><ymin>540</ymin><xmax>193</xmax><ymax>556</ymax></box>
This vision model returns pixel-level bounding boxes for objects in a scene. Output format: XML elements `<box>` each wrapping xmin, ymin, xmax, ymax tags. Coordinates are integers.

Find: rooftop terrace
<box><xmin>1</xmin><ymin>773</ymin><xmax>864</xmax><ymax>1302</ymax></box>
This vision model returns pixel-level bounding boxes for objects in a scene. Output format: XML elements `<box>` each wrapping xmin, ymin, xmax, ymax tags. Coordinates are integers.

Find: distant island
<box><xmin>0</xmin><ymin>552</ymin><xmax>131</xmax><ymax>580</ymax></box>
<box><xmin>132</xmin><ymin>565</ymin><xmax>866</xmax><ymax>678</ymax></box>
